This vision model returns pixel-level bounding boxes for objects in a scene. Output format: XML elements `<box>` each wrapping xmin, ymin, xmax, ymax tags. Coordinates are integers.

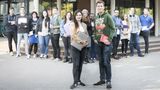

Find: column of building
<box><xmin>155</xmin><ymin>0</ymin><xmax>160</xmax><ymax>36</ymax></box>
<box><xmin>91</xmin><ymin>0</ymin><xmax>96</xmax><ymax>14</ymax></box>
<box><xmin>57</xmin><ymin>0</ymin><xmax>61</xmax><ymax>15</ymax></box>
<box><xmin>33</xmin><ymin>0</ymin><xmax>39</xmax><ymax>13</ymax></box>
<box><xmin>110</xmin><ymin>0</ymin><xmax>115</xmax><ymax>16</ymax></box>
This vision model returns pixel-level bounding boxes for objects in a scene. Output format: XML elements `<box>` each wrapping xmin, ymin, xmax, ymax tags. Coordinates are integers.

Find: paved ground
<box><xmin>0</xmin><ymin>37</ymin><xmax>160</xmax><ymax>90</ymax></box>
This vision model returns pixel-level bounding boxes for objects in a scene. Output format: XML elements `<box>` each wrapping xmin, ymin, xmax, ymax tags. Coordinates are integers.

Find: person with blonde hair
<box><xmin>121</xmin><ymin>14</ymin><xmax>131</xmax><ymax>57</ymax></box>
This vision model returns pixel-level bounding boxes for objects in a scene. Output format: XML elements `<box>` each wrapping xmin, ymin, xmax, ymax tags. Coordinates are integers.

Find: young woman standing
<box><xmin>70</xmin><ymin>10</ymin><xmax>90</xmax><ymax>89</ymax></box>
<box><xmin>36</xmin><ymin>10</ymin><xmax>50</xmax><ymax>58</ymax></box>
<box><xmin>60</xmin><ymin>12</ymin><xmax>73</xmax><ymax>63</ymax></box>
<box><xmin>121</xmin><ymin>14</ymin><xmax>131</xmax><ymax>57</ymax></box>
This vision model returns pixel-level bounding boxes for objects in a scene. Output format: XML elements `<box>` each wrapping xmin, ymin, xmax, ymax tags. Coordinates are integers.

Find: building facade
<box><xmin>0</xmin><ymin>0</ymin><xmax>160</xmax><ymax>36</ymax></box>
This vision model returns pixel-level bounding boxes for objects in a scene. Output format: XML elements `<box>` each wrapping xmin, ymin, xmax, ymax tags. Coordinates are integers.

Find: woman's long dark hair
<box><xmin>73</xmin><ymin>10</ymin><xmax>83</xmax><ymax>29</ymax></box>
<box><xmin>64</xmin><ymin>11</ymin><xmax>73</xmax><ymax>24</ymax></box>
<box><xmin>31</xmin><ymin>11</ymin><xmax>39</xmax><ymax>18</ymax></box>
<box><xmin>42</xmin><ymin>9</ymin><xmax>50</xmax><ymax>28</ymax></box>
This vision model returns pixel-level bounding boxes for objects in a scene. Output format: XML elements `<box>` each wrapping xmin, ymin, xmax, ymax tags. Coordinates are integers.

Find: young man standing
<box><xmin>93</xmin><ymin>1</ymin><xmax>115</xmax><ymax>89</ymax></box>
<box><xmin>3</xmin><ymin>7</ymin><xmax>17</xmax><ymax>56</ymax></box>
<box><xmin>128</xmin><ymin>8</ymin><xmax>144</xmax><ymax>57</ymax></box>
<box><xmin>16</xmin><ymin>7</ymin><xmax>30</xmax><ymax>58</ymax></box>
<box><xmin>140</xmin><ymin>8</ymin><xmax>154</xmax><ymax>54</ymax></box>
<box><xmin>50</xmin><ymin>7</ymin><xmax>61</xmax><ymax>61</ymax></box>
<box><xmin>112</xmin><ymin>9</ymin><xmax>122</xmax><ymax>59</ymax></box>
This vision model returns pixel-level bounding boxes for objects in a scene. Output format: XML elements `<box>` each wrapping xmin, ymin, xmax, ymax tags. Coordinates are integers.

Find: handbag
<box><xmin>71</xmin><ymin>31</ymin><xmax>90</xmax><ymax>50</ymax></box>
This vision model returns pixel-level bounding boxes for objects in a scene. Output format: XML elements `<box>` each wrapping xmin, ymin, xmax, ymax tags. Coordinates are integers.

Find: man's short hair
<box><xmin>53</xmin><ymin>7</ymin><xmax>58</xmax><ymax>10</ymax></box>
<box><xmin>96</xmin><ymin>0</ymin><xmax>105</xmax><ymax>6</ymax></box>
<box><xmin>9</xmin><ymin>7</ymin><xmax>14</xmax><ymax>10</ymax></box>
<box><xmin>144</xmin><ymin>8</ymin><xmax>149</xmax><ymax>11</ymax></box>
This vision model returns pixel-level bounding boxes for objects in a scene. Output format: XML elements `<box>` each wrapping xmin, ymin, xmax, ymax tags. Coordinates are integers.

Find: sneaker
<box><xmin>112</xmin><ymin>55</ymin><xmax>120</xmax><ymax>60</ymax></box>
<box><xmin>54</xmin><ymin>58</ymin><xmax>61</xmax><ymax>61</ymax></box>
<box><xmin>138</xmin><ymin>54</ymin><xmax>144</xmax><ymax>57</ymax></box>
<box><xmin>40</xmin><ymin>54</ymin><xmax>44</xmax><ymax>58</ymax></box>
<box><xmin>83</xmin><ymin>61</ymin><xmax>88</xmax><ymax>64</ymax></box>
<box><xmin>106</xmin><ymin>81</ymin><xmax>112</xmax><ymax>89</ymax></box>
<box><xmin>43</xmin><ymin>55</ymin><xmax>48</xmax><ymax>58</ymax></box>
<box><xmin>33</xmin><ymin>54</ymin><xmax>37</xmax><ymax>58</ymax></box>
<box><xmin>93</xmin><ymin>81</ymin><xmax>105</xmax><ymax>86</ymax></box>
<box><xmin>68</xmin><ymin>59</ymin><xmax>73</xmax><ymax>63</ymax></box>
<box><xmin>16</xmin><ymin>54</ymin><xmax>21</xmax><ymax>58</ymax></box>
<box><xmin>70</xmin><ymin>83</ymin><xmax>78</xmax><ymax>89</ymax></box>
<box><xmin>10</xmin><ymin>52</ymin><xmax>14</xmax><ymax>56</ymax></box>
<box><xmin>78</xmin><ymin>81</ymin><xmax>86</xmax><ymax>86</ymax></box>
<box><xmin>27</xmin><ymin>55</ymin><xmax>30</xmax><ymax>59</ymax></box>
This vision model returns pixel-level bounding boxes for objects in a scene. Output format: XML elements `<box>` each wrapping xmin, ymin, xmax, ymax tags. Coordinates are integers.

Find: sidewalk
<box><xmin>0</xmin><ymin>49</ymin><xmax>160</xmax><ymax>90</ymax></box>
<box><xmin>0</xmin><ymin>37</ymin><xmax>160</xmax><ymax>90</ymax></box>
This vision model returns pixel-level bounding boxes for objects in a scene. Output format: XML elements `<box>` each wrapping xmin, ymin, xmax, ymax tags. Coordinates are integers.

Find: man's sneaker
<box><xmin>33</xmin><ymin>54</ymin><xmax>37</xmax><ymax>58</ymax></box>
<box><xmin>68</xmin><ymin>59</ymin><xmax>73</xmax><ymax>63</ymax></box>
<box><xmin>106</xmin><ymin>81</ymin><xmax>112</xmax><ymax>89</ymax></box>
<box><xmin>138</xmin><ymin>54</ymin><xmax>144</xmax><ymax>57</ymax></box>
<box><xmin>93</xmin><ymin>81</ymin><xmax>105</xmax><ymax>86</ymax></box>
<box><xmin>16</xmin><ymin>54</ymin><xmax>21</xmax><ymax>58</ymax></box>
<box><xmin>78</xmin><ymin>81</ymin><xmax>86</xmax><ymax>86</ymax></box>
<box><xmin>27</xmin><ymin>55</ymin><xmax>30</xmax><ymax>59</ymax></box>
<box><xmin>10</xmin><ymin>52</ymin><xmax>14</xmax><ymax>56</ymax></box>
<box><xmin>54</xmin><ymin>58</ymin><xmax>61</xmax><ymax>61</ymax></box>
<box><xmin>70</xmin><ymin>83</ymin><xmax>78</xmax><ymax>89</ymax></box>
<box><xmin>113</xmin><ymin>55</ymin><xmax>120</xmax><ymax>60</ymax></box>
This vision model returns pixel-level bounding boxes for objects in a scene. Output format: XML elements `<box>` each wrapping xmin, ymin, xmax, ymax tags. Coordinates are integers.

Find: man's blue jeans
<box><xmin>17</xmin><ymin>33</ymin><xmax>28</xmax><ymax>56</ymax></box>
<box><xmin>129</xmin><ymin>33</ymin><xmax>142</xmax><ymax>56</ymax></box>
<box><xmin>97</xmin><ymin>42</ymin><xmax>113</xmax><ymax>82</ymax></box>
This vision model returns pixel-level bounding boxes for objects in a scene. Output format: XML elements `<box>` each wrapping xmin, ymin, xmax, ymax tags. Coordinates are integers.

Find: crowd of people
<box><xmin>3</xmin><ymin>0</ymin><xmax>154</xmax><ymax>89</ymax></box>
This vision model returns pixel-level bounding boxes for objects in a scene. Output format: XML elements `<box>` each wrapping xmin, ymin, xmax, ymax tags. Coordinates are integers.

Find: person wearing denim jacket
<box><xmin>60</xmin><ymin>12</ymin><xmax>73</xmax><ymax>63</ymax></box>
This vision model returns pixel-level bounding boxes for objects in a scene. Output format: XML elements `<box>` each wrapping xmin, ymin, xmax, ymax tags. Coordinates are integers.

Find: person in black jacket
<box><xmin>3</xmin><ymin>7</ymin><xmax>17</xmax><ymax>56</ymax></box>
<box><xmin>16</xmin><ymin>7</ymin><xmax>31</xmax><ymax>58</ymax></box>
<box><xmin>36</xmin><ymin>9</ymin><xmax>50</xmax><ymax>58</ymax></box>
<box><xmin>28</xmin><ymin>11</ymin><xmax>39</xmax><ymax>58</ymax></box>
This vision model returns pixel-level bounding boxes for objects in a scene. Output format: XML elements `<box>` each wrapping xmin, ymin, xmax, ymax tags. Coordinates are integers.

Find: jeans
<box><xmin>71</xmin><ymin>46</ymin><xmax>86</xmax><ymax>83</ymax></box>
<box><xmin>141</xmin><ymin>31</ymin><xmax>150</xmax><ymax>53</ymax></box>
<box><xmin>112</xmin><ymin>35</ymin><xmax>120</xmax><ymax>56</ymax></box>
<box><xmin>7</xmin><ymin>31</ymin><xmax>17</xmax><ymax>52</ymax></box>
<box><xmin>38</xmin><ymin>35</ymin><xmax>50</xmax><ymax>55</ymax></box>
<box><xmin>89</xmin><ymin>37</ymin><xmax>96</xmax><ymax>59</ymax></box>
<box><xmin>62</xmin><ymin>36</ymin><xmax>71</xmax><ymax>60</ymax></box>
<box><xmin>51</xmin><ymin>34</ymin><xmax>60</xmax><ymax>58</ymax></box>
<box><xmin>129</xmin><ymin>33</ymin><xmax>142</xmax><ymax>56</ymax></box>
<box><xmin>17</xmin><ymin>33</ymin><xmax>29</xmax><ymax>55</ymax></box>
<box><xmin>97</xmin><ymin>42</ymin><xmax>112</xmax><ymax>82</ymax></box>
